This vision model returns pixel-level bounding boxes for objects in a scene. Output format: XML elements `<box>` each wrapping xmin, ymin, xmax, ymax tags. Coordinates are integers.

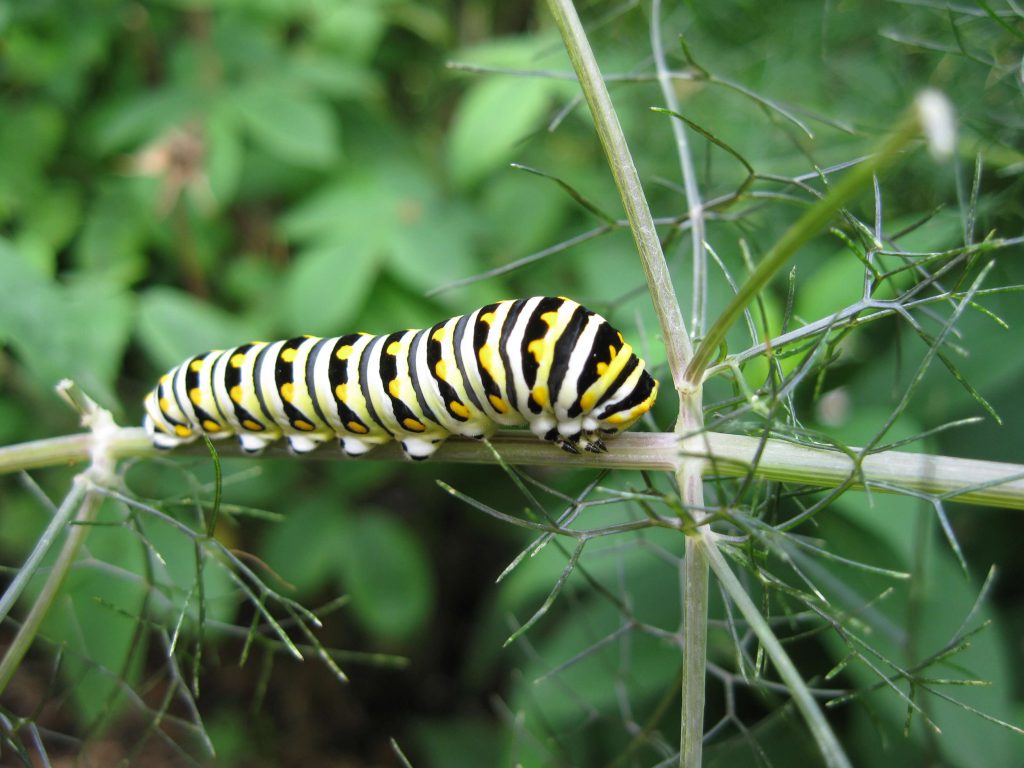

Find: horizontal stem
<box><xmin>2</xmin><ymin>429</ymin><xmax>1021</xmax><ymax>510</ymax></box>
<box><xmin>696</xmin><ymin>433</ymin><xmax>1024</xmax><ymax>509</ymax></box>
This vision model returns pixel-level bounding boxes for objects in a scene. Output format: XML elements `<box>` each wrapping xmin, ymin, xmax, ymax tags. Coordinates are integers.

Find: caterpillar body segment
<box><xmin>144</xmin><ymin>297</ymin><xmax>659</xmax><ymax>460</ymax></box>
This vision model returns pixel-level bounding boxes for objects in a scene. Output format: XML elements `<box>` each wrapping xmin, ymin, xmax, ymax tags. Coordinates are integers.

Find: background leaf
<box><xmin>281</xmin><ymin>242</ymin><xmax>378</xmax><ymax>335</ymax></box>
<box><xmin>136</xmin><ymin>287</ymin><xmax>263</xmax><ymax>370</ymax></box>
<box><xmin>233</xmin><ymin>83</ymin><xmax>340</xmax><ymax>169</ymax></box>
<box><xmin>338</xmin><ymin>511</ymin><xmax>436</xmax><ymax>642</ymax></box>
<box><xmin>0</xmin><ymin>240</ymin><xmax>133</xmax><ymax>409</ymax></box>
<box><xmin>447</xmin><ymin>76</ymin><xmax>553</xmax><ymax>189</ymax></box>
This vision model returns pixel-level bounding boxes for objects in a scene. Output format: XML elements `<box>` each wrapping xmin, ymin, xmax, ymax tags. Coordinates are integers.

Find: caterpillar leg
<box><xmin>546</xmin><ymin>428</ymin><xmax>608</xmax><ymax>454</ymax></box>
<box><xmin>287</xmin><ymin>435</ymin><xmax>326</xmax><ymax>454</ymax></box>
<box><xmin>529</xmin><ymin>416</ymin><xmax>558</xmax><ymax>442</ymax></box>
<box><xmin>556</xmin><ymin>437</ymin><xmax>580</xmax><ymax>455</ymax></box>
<box><xmin>238</xmin><ymin>434</ymin><xmax>273</xmax><ymax>454</ymax></box>
<box><xmin>400</xmin><ymin>436</ymin><xmax>445</xmax><ymax>461</ymax></box>
<box><xmin>339</xmin><ymin>437</ymin><xmax>375</xmax><ymax>457</ymax></box>
<box><xmin>542</xmin><ymin>428</ymin><xmax>578</xmax><ymax>454</ymax></box>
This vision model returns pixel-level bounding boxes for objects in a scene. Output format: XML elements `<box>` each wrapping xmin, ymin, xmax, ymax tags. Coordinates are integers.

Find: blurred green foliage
<box><xmin>0</xmin><ymin>0</ymin><xmax>1022</xmax><ymax>765</ymax></box>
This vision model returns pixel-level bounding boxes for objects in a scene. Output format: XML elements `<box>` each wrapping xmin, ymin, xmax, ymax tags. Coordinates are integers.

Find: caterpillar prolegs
<box><xmin>143</xmin><ymin>296</ymin><xmax>659</xmax><ymax>460</ymax></box>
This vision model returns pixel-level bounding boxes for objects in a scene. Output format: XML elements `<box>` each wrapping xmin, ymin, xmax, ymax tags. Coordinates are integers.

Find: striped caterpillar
<box><xmin>143</xmin><ymin>296</ymin><xmax>658</xmax><ymax>460</ymax></box>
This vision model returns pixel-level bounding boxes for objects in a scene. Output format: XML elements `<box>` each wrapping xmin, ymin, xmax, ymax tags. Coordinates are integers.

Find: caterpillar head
<box><xmin>593</xmin><ymin>366</ymin><xmax>659</xmax><ymax>435</ymax></box>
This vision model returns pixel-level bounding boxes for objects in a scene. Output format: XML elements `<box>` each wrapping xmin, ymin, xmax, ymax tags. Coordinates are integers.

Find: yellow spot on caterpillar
<box><xmin>435</xmin><ymin>360</ymin><xmax>447</xmax><ymax>380</ymax></box>
<box><xmin>606</xmin><ymin>411</ymin><xmax>629</xmax><ymax>425</ymax></box>
<box><xmin>347</xmin><ymin>421</ymin><xmax>369</xmax><ymax>434</ymax></box>
<box><xmin>189</xmin><ymin>388</ymin><xmax>202</xmax><ymax>405</ymax></box>
<box><xmin>389</xmin><ymin>379</ymin><xmax>401</xmax><ymax>398</ymax></box>
<box><xmin>532</xmin><ymin>385</ymin><xmax>548</xmax><ymax>407</ymax></box>
<box><xmin>609</xmin><ymin>344</ymin><xmax>617</xmax><ymax>360</ymax></box>
<box><xmin>335</xmin><ymin>384</ymin><xmax>348</xmax><ymax>401</ymax></box>
<box><xmin>432</xmin><ymin>327</ymin><xmax>446</xmax><ymax>342</ymax></box>
<box><xmin>450</xmin><ymin>401</ymin><xmax>469</xmax><ymax>418</ymax></box>
<box><xmin>336</xmin><ymin>345</ymin><xmax>353</xmax><ymax>360</ymax></box>
<box><xmin>230</xmin><ymin>385</ymin><xmax>243</xmax><ymax>403</ymax></box>
<box><xmin>480</xmin><ymin>311</ymin><xmax>496</xmax><ymax>325</ymax></box>
<box><xmin>617</xmin><ymin>332</ymin><xmax>624</xmax><ymax>343</ymax></box>
<box><xmin>230</xmin><ymin>353</ymin><xmax>245</xmax><ymax>368</ymax></box>
<box><xmin>174</xmin><ymin>425</ymin><xmax>193</xmax><ymax>438</ymax></box>
<box><xmin>403</xmin><ymin>418</ymin><xmax>425</xmax><ymax>432</ymax></box>
<box><xmin>202</xmin><ymin>419</ymin><xmax>221</xmax><ymax>432</ymax></box>
<box><xmin>478</xmin><ymin>344</ymin><xmax>496</xmax><ymax>374</ymax></box>
<box><xmin>527</xmin><ymin>338</ymin><xmax>546</xmax><ymax>362</ymax></box>
<box><xmin>242</xmin><ymin>419</ymin><xmax>264</xmax><ymax>431</ymax></box>
<box><xmin>280</xmin><ymin>382</ymin><xmax>294</xmax><ymax>402</ymax></box>
<box><xmin>580</xmin><ymin>391</ymin><xmax>598</xmax><ymax>412</ymax></box>
<box><xmin>387</xmin><ymin>340</ymin><xmax>401</xmax><ymax>355</ymax></box>
<box><xmin>596</xmin><ymin>362</ymin><xmax>608</xmax><ymax>376</ymax></box>
<box><xmin>160</xmin><ymin>374</ymin><xmax>170</xmax><ymax>385</ymax></box>
<box><xmin>294</xmin><ymin>419</ymin><xmax>314</xmax><ymax>431</ymax></box>
<box><xmin>541</xmin><ymin>311</ymin><xmax>559</xmax><ymax>327</ymax></box>
<box><xmin>488</xmin><ymin>394</ymin><xmax>508</xmax><ymax>413</ymax></box>
<box><xmin>158</xmin><ymin>397</ymin><xmax>170</xmax><ymax>412</ymax></box>
<box><xmin>281</xmin><ymin>348</ymin><xmax>297</xmax><ymax>363</ymax></box>
<box><xmin>189</xmin><ymin>360</ymin><xmax>203</xmax><ymax>373</ymax></box>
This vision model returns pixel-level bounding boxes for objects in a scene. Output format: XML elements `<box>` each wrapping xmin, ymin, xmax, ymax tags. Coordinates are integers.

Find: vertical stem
<box><xmin>677</xmin><ymin>382</ymin><xmax>708</xmax><ymax>767</ymax></box>
<box><xmin>679</xmin><ymin>446</ymin><xmax>708</xmax><ymax>768</ymax></box>
<box><xmin>649</xmin><ymin>1</ymin><xmax>710</xmax><ymax>762</ymax></box>
<box><xmin>544</xmin><ymin>3</ymin><xmax>706</xmax><ymax>765</ymax></box>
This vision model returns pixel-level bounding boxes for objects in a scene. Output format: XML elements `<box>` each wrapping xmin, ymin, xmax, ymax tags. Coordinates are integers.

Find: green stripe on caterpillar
<box><xmin>143</xmin><ymin>296</ymin><xmax>659</xmax><ymax>460</ymax></box>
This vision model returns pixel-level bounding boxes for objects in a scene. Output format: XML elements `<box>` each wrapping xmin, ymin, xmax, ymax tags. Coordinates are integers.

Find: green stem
<box><xmin>3</xmin><ymin>428</ymin><xmax>1024</xmax><ymax>509</ymax></box>
<box><xmin>679</xmin><ymin>458</ymin><xmax>709</xmax><ymax>768</ymax></box>
<box><xmin>685</xmin><ymin>108</ymin><xmax>925</xmax><ymax>384</ymax></box>
<box><xmin>700</xmin><ymin>530</ymin><xmax>852</xmax><ymax>768</ymax></box>
<box><xmin>542</xmin><ymin>4</ymin><xmax>706</xmax><ymax>762</ymax></box>
<box><xmin>678</xmin><ymin>391</ymin><xmax>709</xmax><ymax>768</ymax></box>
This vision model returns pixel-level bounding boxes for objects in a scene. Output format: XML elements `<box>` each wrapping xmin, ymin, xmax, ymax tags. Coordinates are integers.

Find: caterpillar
<box><xmin>143</xmin><ymin>296</ymin><xmax>658</xmax><ymax>460</ymax></box>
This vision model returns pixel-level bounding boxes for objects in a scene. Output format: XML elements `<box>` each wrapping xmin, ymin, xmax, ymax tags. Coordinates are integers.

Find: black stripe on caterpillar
<box><xmin>143</xmin><ymin>296</ymin><xmax>659</xmax><ymax>460</ymax></box>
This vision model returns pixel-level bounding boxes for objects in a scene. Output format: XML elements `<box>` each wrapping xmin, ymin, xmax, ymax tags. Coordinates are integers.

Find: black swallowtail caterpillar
<box><xmin>144</xmin><ymin>296</ymin><xmax>659</xmax><ymax>460</ymax></box>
